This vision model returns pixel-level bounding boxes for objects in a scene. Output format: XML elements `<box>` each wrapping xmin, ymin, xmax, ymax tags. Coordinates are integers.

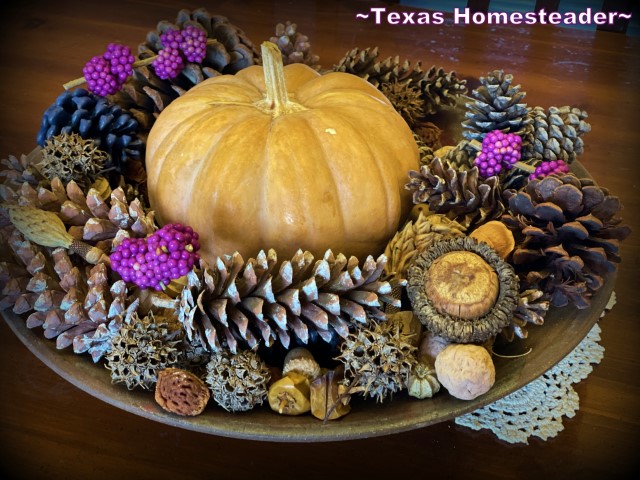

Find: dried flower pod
<box><xmin>310</xmin><ymin>365</ymin><xmax>351</xmax><ymax>421</ymax></box>
<box><xmin>407</xmin><ymin>236</ymin><xmax>519</xmax><ymax>344</ymax></box>
<box><xmin>155</xmin><ymin>367</ymin><xmax>210</xmax><ymax>416</ymax></box>
<box><xmin>283</xmin><ymin>347</ymin><xmax>321</xmax><ymax>381</ymax></box>
<box><xmin>407</xmin><ymin>361</ymin><xmax>440</xmax><ymax>399</ymax></box>
<box><xmin>268</xmin><ymin>371</ymin><xmax>311</xmax><ymax>415</ymax></box>
<box><xmin>469</xmin><ymin>220</ymin><xmax>515</xmax><ymax>259</ymax></box>
<box><xmin>434</xmin><ymin>343</ymin><xmax>495</xmax><ymax>400</ymax></box>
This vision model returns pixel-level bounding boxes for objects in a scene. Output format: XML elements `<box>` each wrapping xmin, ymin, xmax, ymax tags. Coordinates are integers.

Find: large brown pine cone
<box><xmin>502</xmin><ymin>174</ymin><xmax>631</xmax><ymax>309</ymax></box>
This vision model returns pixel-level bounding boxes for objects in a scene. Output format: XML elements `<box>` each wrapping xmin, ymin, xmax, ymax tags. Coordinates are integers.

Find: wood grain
<box><xmin>1</xmin><ymin>1</ymin><xmax>639</xmax><ymax>478</ymax></box>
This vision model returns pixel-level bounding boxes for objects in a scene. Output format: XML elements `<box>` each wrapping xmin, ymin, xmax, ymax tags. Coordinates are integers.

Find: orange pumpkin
<box><xmin>146</xmin><ymin>42</ymin><xmax>419</xmax><ymax>262</ymax></box>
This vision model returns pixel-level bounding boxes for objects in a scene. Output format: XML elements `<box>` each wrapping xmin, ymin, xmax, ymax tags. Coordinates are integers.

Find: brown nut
<box><xmin>283</xmin><ymin>347</ymin><xmax>320</xmax><ymax>380</ymax></box>
<box><xmin>434</xmin><ymin>344</ymin><xmax>495</xmax><ymax>400</ymax></box>
<box><xmin>154</xmin><ymin>367</ymin><xmax>210</xmax><ymax>416</ymax></box>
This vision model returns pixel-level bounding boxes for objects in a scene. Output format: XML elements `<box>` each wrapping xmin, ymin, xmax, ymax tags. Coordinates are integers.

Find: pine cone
<box><xmin>500</xmin><ymin>288</ymin><xmax>549</xmax><ymax>342</ymax></box>
<box><xmin>270</xmin><ymin>21</ymin><xmax>320</xmax><ymax>69</ymax></box>
<box><xmin>171</xmin><ymin>249</ymin><xmax>401</xmax><ymax>354</ymax></box>
<box><xmin>112</xmin><ymin>8</ymin><xmax>260</xmax><ymax>134</ymax></box>
<box><xmin>335</xmin><ymin>316</ymin><xmax>417</xmax><ymax>403</ymax></box>
<box><xmin>384</xmin><ymin>209</ymin><xmax>466</xmax><ymax>282</ymax></box>
<box><xmin>438</xmin><ymin>139</ymin><xmax>475</xmax><ymax>170</ymax></box>
<box><xmin>3</xmin><ymin>230</ymin><xmax>132</xmax><ymax>352</ymax></box>
<box><xmin>419</xmin><ymin>66</ymin><xmax>467</xmax><ymax>115</ymax></box>
<box><xmin>2</xmin><ymin>175</ymin><xmax>155</xmax><ymax>251</ymax></box>
<box><xmin>0</xmin><ymin>151</ymin><xmax>43</xmax><ymax>191</ymax></box>
<box><xmin>105</xmin><ymin>310</ymin><xmax>183</xmax><ymax>390</ymax></box>
<box><xmin>462</xmin><ymin>69</ymin><xmax>532</xmax><ymax>142</ymax></box>
<box><xmin>205</xmin><ymin>349</ymin><xmax>271</xmax><ymax>412</ymax></box>
<box><xmin>406</xmin><ymin>157</ymin><xmax>505</xmax><ymax>229</ymax></box>
<box><xmin>502</xmin><ymin>174</ymin><xmax>631</xmax><ymax>309</ymax></box>
<box><xmin>526</xmin><ymin>106</ymin><xmax>591</xmax><ymax>163</ymax></box>
<box><xmin>37</xmin><ymin>89</ymin><xmax>144</xmax><ymax>175</ymax></box>
<box><xmin>334</xmin><ymin>47</ymin><xmax>425</xmax><ymax>88</ymax></box>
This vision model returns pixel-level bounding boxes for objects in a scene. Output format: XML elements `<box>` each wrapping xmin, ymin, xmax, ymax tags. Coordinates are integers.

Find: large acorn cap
<box><xmin>406</xmin><ymin>236</ymin><xmax>519</xmax><ymax>343</ymax></box>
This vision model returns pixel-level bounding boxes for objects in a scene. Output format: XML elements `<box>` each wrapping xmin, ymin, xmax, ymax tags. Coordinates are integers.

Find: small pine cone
<box><xmin>334</xmin><ymin>47</ymin><xmax>425</xmax><ymax>88</ymax></box>
<box><xmin>502</xmin><ymin>173</ymin><xmax>631</xmax><ymax>309</ymax></box>
<box><xmin>439</xmin><ymin>139</ymin><xmax>475</xmax><ymax>170</ymax></box>
<box><xmin>527</xmin><ymin>106</ymin><xmax>591</xmax><ymax>163</ymax></box>
<box><xmin>335</xmin><ymin>317</ymin><xmax>417</xmax><ymax>403</ymax></box>
<box><xmin>406</xmin><ymin>157</ymin><xmax>505</xmax><ymax>230</ymax></box>
<box><xmin>384</xmin><ymin>209</ymin><xmax>466</xmax><ymax>282</ymax></box>
<box><xmin>4</xmin><ymin>231</ymin><xmax>133</xmax><ymax>352</ymax></box>
<box><xmin>105</xmin><ymin>310</ymin><xmax>184</xmax><ymax>390</ymax></box>
<box><xmin>39</xmin><ymin>133</ymin><xmax>108</xmax><ymax>189</ymax></box>
<box><xmin>414</xmin><ymin>133</ymin><xmax>435</xmax><ymax>166</ymax></box>
<box><xmin>174</xmin><ymin>249</ymin><xmax>401</xmax><ymax>354</ymax></box>
<box><xmin>462</xmin><ymin>69</ymin><xmax>532</xmax><ymax>142</ymax></box>
<box><xmin>501</xmin><ymin>288</ymin><xmax>549</xmax><ymax>342</ymax></box>
<box><xmin>113</xmin><ymin>8</ymin><xmax>260</xmax><ymax>134</ymax></box>
<box><xmin>0</xmin><ymin>150</ymin><xmax>44</xmax><ymax>191</ymax></box>
<box><xmin>270</xmin><ymin>21</ymin><xmax>320</xmax><ymax>69</ymax></box>
<box><xmin>37</xmin><ymin>89</ymin><xmax>144</xmax><ymax>175</ymax></box>
<box><xmin>419</xmin><ymin>66</ymin><xmax>467</xmax><ymax>115</ymax></box>
<box><xmin>205</xmin><ymin>349</ymin><xmax>271</xmax><ymax>412</ymax></box>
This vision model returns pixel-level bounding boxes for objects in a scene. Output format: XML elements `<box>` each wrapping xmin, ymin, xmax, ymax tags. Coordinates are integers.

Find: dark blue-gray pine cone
<box><xmin>37</xmin><ymin>88</ymin><xmax>144</xmax><ymax>172</ymax></box>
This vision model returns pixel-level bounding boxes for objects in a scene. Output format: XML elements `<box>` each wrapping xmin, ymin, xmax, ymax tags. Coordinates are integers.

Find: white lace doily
<box><xmin>454</xmin><ymin>292</ymin><xmax>615</xmax><ymax>444</ymax></box>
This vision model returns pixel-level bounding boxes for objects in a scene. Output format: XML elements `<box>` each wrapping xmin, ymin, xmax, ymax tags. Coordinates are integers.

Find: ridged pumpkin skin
<box><xmin>146</xmin><ymin>59</ymin><xmax>419</xmax><ymax>263</ymax></box>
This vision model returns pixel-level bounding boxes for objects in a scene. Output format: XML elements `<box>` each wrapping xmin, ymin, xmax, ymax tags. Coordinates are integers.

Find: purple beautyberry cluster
<box><xmin>529</xmin><ymin>159</ymin><xmax>570</xmax><ymax>180</ymax></box>
<box><xmin>474</xmin><ymin>130</ymin><xmax>522</xmax><ymax>178</ymax></box>
<box><xmin>83</xmin><ymin>43</ymin><xmax>135</xmax><ymax>97</ymax></box>
<box><xmin>153</xmin><ymin>26</ymin><xmax>207</xmax><ymax>80</ymax></box>
<box><xmin>110</xmin><ymin>223</ymin><xmax>201</xmax><ymax>291</ymax></box>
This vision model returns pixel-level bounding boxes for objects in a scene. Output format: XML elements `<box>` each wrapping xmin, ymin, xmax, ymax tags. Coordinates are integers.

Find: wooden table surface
<box><xmin>1</xmin><ymin>0</ymin><xmax>638</xmax><ymax>478</ymax></box>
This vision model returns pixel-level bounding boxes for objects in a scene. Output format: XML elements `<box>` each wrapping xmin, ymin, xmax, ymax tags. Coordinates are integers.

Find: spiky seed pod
<box><xmin>2</xmin><ymin>230</ymin><xmax>133</xmax><ymax>353</ymax></box>
<box><xmin>269</xmin><ymin>21</ymin><xmax>320</xmax><ymax>69</ymax></box>
<box><xmin>205</xmin><ymin>349</ymin><xmax>271</xmax><ymax>412</ymax></box>
<box><xmin>419</xmin><ymin>66</ymin><xmax>467</xmax><ymax>115</ymax></box>
<box><xmin>384</xmin><ymin>209</ymin><xmax>466</xmax><ymax>282</ymax></box>
<box><xmin>526</xmin><ymin>106</ymin><xmax>591</xmax><ymax>163</ymax></box>
<box><xmin>380</xmin><ymin>81</ymin><xmax>425</xmax><ymax>127</ymax></box>
<box><xmin>173</xmin><ymin>249</ymin><xmax>401</xmax><ymax>354</ymax></box>
<box><xmin>37</xmin><ymin>89</ymin><xmax>144</xmax><ymax>175</ymax></box>
<box><xmin>39</xmin><ymin>133</ymin><xmax>108</xmax><ymax>188</ymax></box>
<box><xmin>112</xmin><ymin>8</ymin><xmax>260</xmax><ymax>134</ymax></box>
<box><xmin>333</xmin><ymin>47</ymin><xmax>426</xmax><ymax>88</ymax></box>
<box><xmin>406</xmin><ymin>236</ymin><xmax>519</xmax><ymax>344</ymax></box>
<box><xmin>335</xmin><ymin>316</ymin><xmax>417</xmax><ymax>403</ymax></box>
<box><xmin>462</xmin><ymin>69</ymin><xmax>532</xmax><ymax>142</ymax></box>
<box><xmin>413</xmin><ymin>120</ymin><xmax>442</xmax><ymax>150</ymax></box>
<box><xmin>405</xmin><ymin>157</ymin><xmax>505</xmax><ymax>230</ymax></box>
<box><xmin>502</xmin><ymin>173</ymin><xmax>631</xmax><ymax>309</ymax></box>
<box><xmin>105</xmin><ymin>310</ymin><xmax>183</xmax><ymax>390</ymax></box>
<box><xmin>500</xmin><ymin>288</ymin><xmax>549</xmax><ymax>342</ymax></box>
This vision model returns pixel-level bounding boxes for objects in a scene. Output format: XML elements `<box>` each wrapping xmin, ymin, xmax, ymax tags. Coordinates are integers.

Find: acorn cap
<box><xmin>424</xmin><ymin>251</ymin><xmax>499</xmax><ymax>319</ymax></box>
<box><xmin>407</xmin><ymin>236</ymin><xmax>519</xmax><ymax>344</ymax></box>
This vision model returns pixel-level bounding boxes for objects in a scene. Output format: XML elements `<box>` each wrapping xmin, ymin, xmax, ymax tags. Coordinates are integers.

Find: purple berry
<box><xmin>180</xmin><ymin>25</ymin><xmax>207</xmax><ymax>63</ymax></box>
<box><xmin>153</xmin><ymin>47</ymin><xmax>185</xmax><ymax>80</ymax></box>
<box><xmin>529</xmin><ymin>159</ymin><xmax>570</xmax><ymax>180</ymax></box>
<box><xmin>103</xmin><ymin>43</ymin><xmax>135</xmax><ymax>84</ymax></box>
<box><xmin>83</xmin><ymin>55</ymin><xmax>120</xmax><ymax>97</ymax></box>
<box><xmin>474</xmin><ymin>129</ymin><xmax>523</xmax><ymax>178</ymax></box>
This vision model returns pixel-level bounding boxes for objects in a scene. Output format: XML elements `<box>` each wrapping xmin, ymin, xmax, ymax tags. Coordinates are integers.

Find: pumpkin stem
<box><xmin>260</xmin><ymin>41</ymin><xmax>305</xmax><ymax>116</ymax></box>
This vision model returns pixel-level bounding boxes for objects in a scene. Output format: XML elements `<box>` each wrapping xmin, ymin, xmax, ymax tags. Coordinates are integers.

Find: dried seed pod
<box><xmin>310</xmin><ymin>365</ymin><xmax>351</xmax><ymax>421</ymax></box>
<box><xmin>283</xmin><ymin>347</ymin><xmax>321</xmax><ymax>381</ymax></box>
<box><xmin>268</xmin><ymin>371</ymin><xmax>311</xmax><ymax>415</ymax></box>
<box><xmin>387</xmin><ymin>311</ymin><xmax>423</xmax><ymax>348</ymax></box>
<box><xmin>155</xmin><ymin>367</ymin><xmax>210</xmax><ymax>416</ymax></box>
<box><xmin>434</xmin><ymin>343</ymin><xmax>495</xmax><ymax>400</ymax></box>
<box><xmin>407</xmin><ymin>361</ymin><xmax>440</xmax><ymax>399</ymax></box>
